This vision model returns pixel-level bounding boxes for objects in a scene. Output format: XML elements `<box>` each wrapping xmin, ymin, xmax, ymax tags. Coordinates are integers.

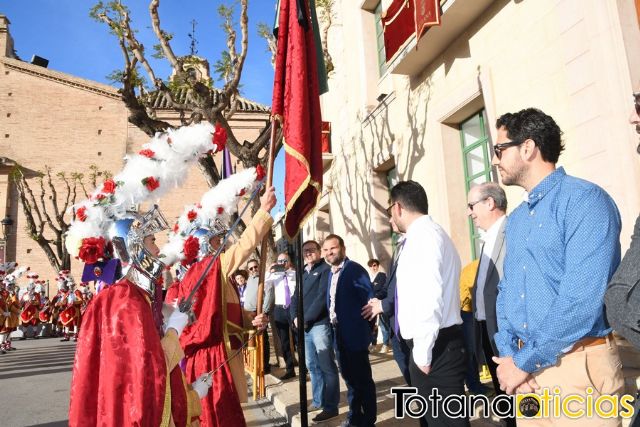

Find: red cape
<box><xmin>166</xmin><ymin>256</ymin><xmax>246</xmax><ymax>427</ymax></box>
<box><xmin>69</xmin><ymin>279</ymin><xmax>169</xmax><ymax>427</ymax></box>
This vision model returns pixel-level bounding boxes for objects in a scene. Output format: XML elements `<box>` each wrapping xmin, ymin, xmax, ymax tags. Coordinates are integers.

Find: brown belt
<box><xmin>517</xmin><ymin>333</ymin><xmax>612</xmax><ymax>354</ymax></box>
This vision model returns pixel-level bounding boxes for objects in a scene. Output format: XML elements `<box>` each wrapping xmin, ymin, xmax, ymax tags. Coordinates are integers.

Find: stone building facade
<box><xmin>305</xmin><ymin>0</ymin><xmax>640</xmax><ymax>272</ymax></box>
<box><xmin>0</xmin><ymin>15</ymin><xmax>270</xmax><ymax>295</ymax></box>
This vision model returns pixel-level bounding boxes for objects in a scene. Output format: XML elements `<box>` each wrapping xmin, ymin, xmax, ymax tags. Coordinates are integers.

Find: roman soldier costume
<box><xmin>163</xmin><ymin>167</ymin><xmax>270</xmax><ymax>427</ymax></box>
<box><xmin>20</xmin><ymin>274</ymin><xmax>41</xmax><ymax>329</ymax></box>
<box><xmin>59</xmin><ymin>281</ymin><xmax>84</xmax><ymax>341</ymax></box>
<box><xmin>67</xmin><ymin>123</ymin><xmax>218</xmax><ymax>426</ymax></box>
<box><xmin>1</xmin><ymin>265</ymin><xmax>26</xmax><ymax>352</ymax></box>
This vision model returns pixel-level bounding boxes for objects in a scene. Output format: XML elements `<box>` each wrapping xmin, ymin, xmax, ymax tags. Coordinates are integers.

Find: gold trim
<box><xmin>221</xmin><ymin>271</ymin><xmax>232</xmax><ymax>356</ymax></box>
<box><xmin>160</xmin><ymin>365</ymin><xmax>172</xmax><ymax>427</ymax></box>
<box><xmin>282</xmin><ymin>137</ymin><xmax>322</xmax><ymax>241</ymax></box>
<box><xmin>283</xmin><ymin>178</ymin><xmax>322</xmax><ymax>241</ymax></box>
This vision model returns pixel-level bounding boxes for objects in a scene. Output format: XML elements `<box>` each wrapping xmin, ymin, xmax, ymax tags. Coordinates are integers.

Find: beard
<box><xmin>499</xmin><ymin>164</ymin><xmax>527</xmax><ymax>187</ymax></box>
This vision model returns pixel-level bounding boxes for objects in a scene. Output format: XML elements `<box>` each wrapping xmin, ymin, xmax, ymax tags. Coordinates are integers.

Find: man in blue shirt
<box><xmin>491</xmin><ymin>108</ymin><xmax>624</xmax><ymax>424</ymax></box>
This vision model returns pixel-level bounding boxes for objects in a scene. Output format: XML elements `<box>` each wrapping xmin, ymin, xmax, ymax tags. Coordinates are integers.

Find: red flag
<box><xmin>272</xmin><ymin>0</ymin><xmax>323</xmax><ymax>240</ymax></box>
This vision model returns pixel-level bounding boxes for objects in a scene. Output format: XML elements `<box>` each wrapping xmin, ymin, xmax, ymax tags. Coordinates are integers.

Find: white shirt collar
<box><xmin>479</xmin><ymin>215</ymin><xmax>506</xmax><ymax>242</ymax></box>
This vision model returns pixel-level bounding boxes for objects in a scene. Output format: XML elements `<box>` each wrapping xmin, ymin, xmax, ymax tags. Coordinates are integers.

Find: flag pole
<box><xmin>254</xmin><ymin>117</ymin><xmax>280</xmax><ymax>399</ymax></box>
<box><xmin>294</xmin><ymin>231</ymin><xmax>308</xmax><ymax>427</ymax></box>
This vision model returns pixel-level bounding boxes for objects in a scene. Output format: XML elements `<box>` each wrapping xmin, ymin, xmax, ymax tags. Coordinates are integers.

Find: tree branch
<box><xmin>213</xmin><ymin>0</ymin><xmax>249</xmax><ymax>116</ymax></box>
<box><xmin>38</xmin><ymin>173</ymin><xmax>56</xmax><ymax>236</ymax></box>
<box><xmin>149</xmin><ymin>0</ymin><xmax>180</xmax><ymax>70</ymax></box>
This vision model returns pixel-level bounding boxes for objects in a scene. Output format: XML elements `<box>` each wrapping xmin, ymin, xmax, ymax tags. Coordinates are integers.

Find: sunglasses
<box><xmin>634</xmin><ymin>92</ymin><xmax>640</xmax><ymax>115</ymax></box>
<box><xmin>248</xmin><ymin>266</ymin><xmax>258</xmax><ymax>271</ymax></box>
<box><xmin>493</xmin><ymin>140</ymin><xmax>524</xmax><ymax>160</ymax></box>
<box><xmin>386</xmin><ymin>202</ymin><xmax>398</xmax><ymax>217</ymax></box>
<box><xmin>467</xmin><ymin>197</ymin><xmax>488</xmax><ymax>211</ymax></box>
<box><xmin>277</xmin><ymin>259</ymin><xmax>288</xmax><ymax>264</ymax></box>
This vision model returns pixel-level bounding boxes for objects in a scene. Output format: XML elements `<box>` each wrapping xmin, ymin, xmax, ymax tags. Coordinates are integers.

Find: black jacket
<box><xmin>380</xmin><ymin>260</ymin><xmax>398</xmax><ymax>332</ymax></box>
<box><xmin>289</xmin><ymin>260</ymin><xmax>331</xmax><ymax>330</ymax></box>
<box><xmin>372</xmin><ymin>272</ymin><xmax>388</xmax><ymax>300</ymax></box>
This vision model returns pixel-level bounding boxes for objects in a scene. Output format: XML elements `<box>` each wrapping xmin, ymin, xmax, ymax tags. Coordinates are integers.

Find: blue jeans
<box><xmin>370</xmin><ymin>314</ymin><xmax>390</xmax><ymax>345</ymax></box>
<box><xmin>305</xmin><ymin>322</ymin><xmax>339</xmax><ymax>411</ymax></box>
<box><xmin>379</xmin><ymin>314</ymin><xmax>390</xmax><ymax>345</ymax></box>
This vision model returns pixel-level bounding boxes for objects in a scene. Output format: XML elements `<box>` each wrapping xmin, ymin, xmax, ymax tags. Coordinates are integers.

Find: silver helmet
<box><xmin>109</xmin><ymin>205</ymin><xmax>169</xmax><ymax>297</ymax></box>
<box><xmin>189</xmin><ymin>217</ymin><xmax>228</xmax><ymax>260</ymax></box>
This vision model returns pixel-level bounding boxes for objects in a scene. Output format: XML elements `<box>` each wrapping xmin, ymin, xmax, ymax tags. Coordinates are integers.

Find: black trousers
<box><xmin>335</xmin><ymin>327</ymin><xmax>377</xmax><ymax>427</ymax></box>
<box><xmin>274</xmin><ymin>305</ymin><xmax>295</xmax><ymax>371</ymax></box>
<box><xmin>478</xmin><ymin>321</ymin><xmax>516</xmax><ymax>427</ymax></box>
<box><xmin>407</xmin><ymin>325</ymin><xmax>470</xmax><ymax>427</ymax></box>
<box><xmin>262</xmin><ymin>322</ymin><xmax>271</xmax><ymax>370</ymax></box>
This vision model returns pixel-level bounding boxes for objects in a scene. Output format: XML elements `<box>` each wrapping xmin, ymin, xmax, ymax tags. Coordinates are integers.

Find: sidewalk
<box><xmin>264</xmin><ymin>349</ymin><xmax>501</xmax><ymax>427</ymax></box>
<box><xmin>264</xmin><ymin>339</ymin><xmax>640</xmax><ymax>427</ymax></box>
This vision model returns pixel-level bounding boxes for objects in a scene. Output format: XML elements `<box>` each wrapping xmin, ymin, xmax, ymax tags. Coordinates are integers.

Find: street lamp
<box><xmin>1</xmin><ymin>215</ymin><xmax>13</xmax><ymax>240</ymax></box>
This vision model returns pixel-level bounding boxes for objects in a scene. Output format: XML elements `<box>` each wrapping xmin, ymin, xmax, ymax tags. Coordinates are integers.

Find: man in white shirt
<box><xmin>266</xmin><ymin>252</ymin><xmax>297</xmax><ymax>380</ymax></box>
<box><xmin>388</xmin><ymin>180</ymin><xmax>468</xmax><ymax>427</ymax></box>
<box><xmin>467</xmin><ymin>182</ymin><xmax>515</xmax><ymax>427</ymax></box>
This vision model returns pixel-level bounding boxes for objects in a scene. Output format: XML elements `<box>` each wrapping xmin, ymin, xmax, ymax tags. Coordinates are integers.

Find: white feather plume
<box><xmin>66</xmin><ymin>123</ymin><xmax>217</xmax><ymax>258</ymax></box>
<box><xmin>159</xmin><ymin>167</ymin><xmax>259</xmax><ymax>266</ymax></box>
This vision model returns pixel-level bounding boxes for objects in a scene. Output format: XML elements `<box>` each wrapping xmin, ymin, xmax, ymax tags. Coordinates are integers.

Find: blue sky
<box><xmin>1</xmin><ymin>0</ymin><xmax>285</xmax><ymax>213</ymax></box>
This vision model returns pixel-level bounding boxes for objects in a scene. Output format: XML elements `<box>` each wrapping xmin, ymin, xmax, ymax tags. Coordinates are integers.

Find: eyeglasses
<box><xmin>277</xmin><ymin>259</ymin><xmax>288</xmax><ymax>264</ymax></box>
<box><xmin>634</xmin><ymin>92</ymin><xmax>640</xmax><ymax>115</ymax></box>
<box><xmin>467</xmin><ymin>197</ymin><xmax>488</xmax><ymax>211</ymax></box>
<box><xmin>493</xmin><ymin>140</ymin><xmax>524</xmax><ymax>160</ymax></box>
<box><xmin>386</xmin><ymin>202</ymin><xmax>398</xmax><ymax>217</ymax></box>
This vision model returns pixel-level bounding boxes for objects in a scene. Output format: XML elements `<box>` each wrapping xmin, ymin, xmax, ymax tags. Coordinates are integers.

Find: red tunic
<box><xmin>69</xmin><ymin>279</ymin><xmax>171</xmax><ymax>427</ymax></box>
<box><xmin>20</xmin><ymin>297</ymin><xmax>40</xmax><ymax>326</ymax></box>
<box><xmin>165</xmin><ymin>256</ymin><xmax>246</xmax><ymax>427</ymax></box>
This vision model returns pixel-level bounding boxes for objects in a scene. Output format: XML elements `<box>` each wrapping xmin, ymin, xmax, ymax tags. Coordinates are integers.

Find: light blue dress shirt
<box><xmin>495</xmin><ymin>167</ymin><xmax>621</xmax><ymax>373</ymax></box>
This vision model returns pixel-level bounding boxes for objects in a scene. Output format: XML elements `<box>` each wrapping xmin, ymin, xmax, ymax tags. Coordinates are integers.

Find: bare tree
<box><xmin>11</xmin><ymin>165</ymin><xmax>111</xmax><ymax>272</ymax></box>
<box><xmin>315</xmin><ymin>0</ymin><xmax>334</xmax><ymax>74</ymax></box>
<box><xmin>90</xmin><ymin>0</ymin><xmax>283</xmax><ymax>189</ymax></box>
<box><xmin>257</xmin><ymin>22</ymin><xmax>277</xmax><ymax>68</ymax></box>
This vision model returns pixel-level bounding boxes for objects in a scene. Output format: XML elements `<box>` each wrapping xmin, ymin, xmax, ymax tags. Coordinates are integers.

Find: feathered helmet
<box><xmin>34</xmin><ymin>282</ymin><xmax>44</xmax><ymax>294</ymax></box>
<box><xmin>56</xmin><ymin>271</ymin><xmax>69</xmax><ymax>291</ymax></box>
<box><xmin>161</xmin><ymin>166</ymin><xmax>265</xmax><ymax>279</ymax></box>
<box><xmin>65</xmin><ymin>122</ymin><xmax>224</xmax><ymax>299</ymax></box>
<box><xmin>189</xmin><ymin>218</ymin><xmax>228</xmax><ymax>258</ymax></box>
<box><xmin>26</xmin><ymin>272</ymin><xmax>39</xmax><ymax>290</ymax></box>
<box><xmin>0</xmin><ymin>262</ymin><xmax>17</xmax><ymax>284</ymax></box>
<box><xmin>3</xmin><ymin>266</ymin><xmax>28</xmax><ymax>291</ymax></box>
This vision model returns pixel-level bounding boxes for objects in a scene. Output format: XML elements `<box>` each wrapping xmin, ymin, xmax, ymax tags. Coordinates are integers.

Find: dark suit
<box><xmin>371</xmin><ymin>272</ymin><xmax>387</xmax><ymax>299</ymax></box>
<box><xmin>328</xmin><ymin>258</ymin><xmax>376</xmax><ymax>426</ymax></box>
<box><xmin>380</xmin><ymin>258</ymin><xmax>411</xmax><ymax>385</ymax></box>
<box><xmin>471</xmin><ymin>219</ymin><xmax>506</xmax><ymax>357</ymax></box>
<box><xmin>606</xmin><ymin>213</ymin><xmax>640</xmax><ymax>425</ymax></box>
<box><xmin>371</xmin><ymin>271</ymin><xmax>388</xmax><ymax>346</ymax></box>
<box><xmin>471</xmin><ymin>218</ymin><xmax>515</xmax><ymax>427</ymax></box>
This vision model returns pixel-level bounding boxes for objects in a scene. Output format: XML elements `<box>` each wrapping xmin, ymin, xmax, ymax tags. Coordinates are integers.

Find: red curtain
<box><xmin>382</xmin><ymin>0</ymin><xmax>442</xmax><ymax>63</ymax></box>
<box><xmin>382</xmin><ymin>0</ymin><xmax>414</xmax><ymax>62</ymax></box>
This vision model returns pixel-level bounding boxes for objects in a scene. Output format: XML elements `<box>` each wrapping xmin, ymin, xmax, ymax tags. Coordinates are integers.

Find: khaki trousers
<box><xmin>517</xmin><ymin>337</ymin><xmax>625</xmax><ymax>426</ymax></box>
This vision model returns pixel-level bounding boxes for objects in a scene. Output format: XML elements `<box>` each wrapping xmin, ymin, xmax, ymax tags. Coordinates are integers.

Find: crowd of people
<box><xmin>0</xmin><ymin>265</ymin><xmax>92</xmax><ymax>351</ymax></box>
<box><xmin>0</xmin><ymin>100</ymin><xmax>638</xmax><ymax>427</ymax></box>
<box><xmin>250</xmin><ymin>104</ymin><xmax>640</xmax><ymax>427</ymax></box>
